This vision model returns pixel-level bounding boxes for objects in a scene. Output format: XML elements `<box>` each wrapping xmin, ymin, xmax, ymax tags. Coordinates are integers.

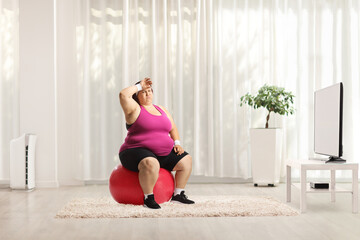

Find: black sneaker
<box><xmin>171</xmin><ymin>191</ymin><xmax>195</xmax><ymax>204</ymax></box>
<box><xmin>143</xmin><ymin>194</ymin><xmax>161</xmax><ymax>209</ymax></box>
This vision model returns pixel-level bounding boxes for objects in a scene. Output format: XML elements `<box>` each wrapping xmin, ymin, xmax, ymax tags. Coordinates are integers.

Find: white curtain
<box><xmin>0</xmin><ymin>0</ymin><xmax>18</xmax><ymax>182</ymax></box>
<box><xmin>74</xmin><ymin>0</ymin><xmax>360</xmax><ymax>181</ymax></box>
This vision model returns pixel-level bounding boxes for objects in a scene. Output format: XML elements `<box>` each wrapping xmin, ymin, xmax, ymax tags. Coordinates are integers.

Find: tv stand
<box><xmin>286</xmin><ymin>159</ymin><xmax>358</xmax><ymax>213</ymax></box>
<box><xmin>326</xmin><ymin>156</ymin><xmax>346</xmax><ymax>163</ymax></box>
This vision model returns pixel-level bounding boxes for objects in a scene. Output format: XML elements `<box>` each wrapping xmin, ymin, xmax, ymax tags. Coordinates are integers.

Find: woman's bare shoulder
<box><xmin>157</xmin><ymin>105</ymin><xmax>166</xmax><ymax>111</ymax></box>
<box><xmin>157</xmin><ymin>105</ymin><xmax>171</xmax><ymax>116</ymax></box>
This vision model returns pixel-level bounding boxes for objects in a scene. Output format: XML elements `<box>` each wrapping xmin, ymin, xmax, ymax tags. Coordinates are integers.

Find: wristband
<box><xmin>135</xmin><ymin>83</ymin><xmax>142</xmax><ymax>92</ymax></box>
<box><xmin>174</xmin><ymin>140</ymin><xmax>181</xmax><ymax>146</ymax></box>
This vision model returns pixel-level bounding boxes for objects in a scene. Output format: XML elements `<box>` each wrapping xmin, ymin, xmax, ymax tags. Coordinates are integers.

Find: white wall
<box><xmin>19</xmin><ymin>0</ymin><xmax>58</xmax><ymax>187</ymax></box>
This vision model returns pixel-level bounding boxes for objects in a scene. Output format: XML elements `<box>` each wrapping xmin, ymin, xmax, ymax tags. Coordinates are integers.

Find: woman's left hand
<box><xmin>174</xmin><ymin>145</ymin><xmax>184</xmax><ymax>155</ymax></box>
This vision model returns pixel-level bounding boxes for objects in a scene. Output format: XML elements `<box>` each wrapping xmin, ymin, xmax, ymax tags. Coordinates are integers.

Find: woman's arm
<box><xmin>119</xmin><ymin>78</ymin><xmax>152</xmax><ymax>124</ymax></box>
<box><xmin>158</xmin><ymin>105</ymin><xmax>185</xmax><ymax>155</ymax></box>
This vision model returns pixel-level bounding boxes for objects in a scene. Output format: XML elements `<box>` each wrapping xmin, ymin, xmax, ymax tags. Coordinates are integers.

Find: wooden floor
<box><xmin>1</xmin><ymin>183</ymin><xmax>360</xmax><ymax>240</ymax></box>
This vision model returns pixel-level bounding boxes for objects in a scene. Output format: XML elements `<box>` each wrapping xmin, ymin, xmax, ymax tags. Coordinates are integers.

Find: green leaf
<box><xmin>239</xmin><ymin>84</ymin><xmax>296</xmax><ymax>125</ymax></box>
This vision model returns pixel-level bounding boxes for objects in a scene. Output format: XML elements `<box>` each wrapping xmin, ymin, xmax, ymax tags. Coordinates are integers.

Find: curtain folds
<box><xmin>74</xmin><ymin>0</ymin><xmax>360</xmax><ymax>181</ymax></box>
<box><xmin>0</xmin><ymin>0</ymin><xmax>18</xmax><ymax>182</ymax></box>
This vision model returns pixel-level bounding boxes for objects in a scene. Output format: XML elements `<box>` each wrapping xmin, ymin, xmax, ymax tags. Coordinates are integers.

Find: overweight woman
<box><xmin>119</xmin><ymin>77</ymin><xmax>194</xmax><ymax>209</ymax></box>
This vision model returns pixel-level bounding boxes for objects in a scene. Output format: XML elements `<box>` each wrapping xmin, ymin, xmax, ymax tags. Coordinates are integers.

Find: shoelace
<box><xmin>181</xmin><ymin>193</ymin><xmax>188</xmax><ymax>199</ymax></box>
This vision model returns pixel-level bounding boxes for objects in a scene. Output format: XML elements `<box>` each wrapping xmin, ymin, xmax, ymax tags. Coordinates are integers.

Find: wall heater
<box><xmin>10</xmin><ymin>134</ymin><xmax>37</xmax><ymax>190</ymax></box>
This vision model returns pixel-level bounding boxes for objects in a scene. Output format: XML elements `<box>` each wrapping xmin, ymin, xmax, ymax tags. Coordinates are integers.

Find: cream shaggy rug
<box><xmin>55</xmin><ymin>196</ymin><xmax>299</xmax><ymax>218</ymax></box>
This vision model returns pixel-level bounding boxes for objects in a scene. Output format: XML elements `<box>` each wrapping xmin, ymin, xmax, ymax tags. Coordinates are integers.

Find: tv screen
<box><xmin>314</xmin><ymin>82</ymin><xmax>344</xmax><ymax>162</ymax></box>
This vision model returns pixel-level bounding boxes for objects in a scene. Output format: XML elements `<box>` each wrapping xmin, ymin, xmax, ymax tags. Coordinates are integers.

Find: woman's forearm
<box><xmin>119</xmin><ymin>85</ymin><xmax>138</xmax><ymax>100</ymax></box>
<box><xmin>119</xmin><ymin>78</ymin><xmax>151</xmax><ymax>100</ymax></box>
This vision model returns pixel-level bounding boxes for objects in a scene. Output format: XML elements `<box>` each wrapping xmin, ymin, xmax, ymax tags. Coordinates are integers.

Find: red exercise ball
<box><xmin>109</xmin><ymin>164</ymin><xmax>175</xmax><ymax>205</ymax></box>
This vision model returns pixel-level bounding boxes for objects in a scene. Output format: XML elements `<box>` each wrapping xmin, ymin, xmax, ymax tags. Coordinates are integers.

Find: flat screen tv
<box><xmin>314</xmin><ymin>82</ymin><xmax>345</xmax><ymax>163</ymax></box>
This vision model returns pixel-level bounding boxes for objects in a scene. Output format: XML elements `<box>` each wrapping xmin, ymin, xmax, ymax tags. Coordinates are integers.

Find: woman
<box><xmin>119</xmin><ymin>77</ymin><xmax>194</xmax><ymax>209</ymax></box>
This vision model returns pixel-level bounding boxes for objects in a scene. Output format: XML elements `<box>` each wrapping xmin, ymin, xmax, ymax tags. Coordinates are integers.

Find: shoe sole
<box><xmin>170</xmin><ymin>200</ymin><xmax>195</xmax><ymax>204</ymax></box>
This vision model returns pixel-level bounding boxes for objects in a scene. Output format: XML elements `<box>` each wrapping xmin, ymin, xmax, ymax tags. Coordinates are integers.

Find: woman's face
<box><xmin>137</xmin><ymin>87</ymin><xmax>153</xmax><ymax>105</ymax></box>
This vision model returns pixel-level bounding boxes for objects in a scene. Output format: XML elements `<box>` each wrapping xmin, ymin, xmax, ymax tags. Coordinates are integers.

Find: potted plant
<box><xmin>240</xmin><ymin>84</ymin><xmax>295</xmax><ymax>187</ymax></box>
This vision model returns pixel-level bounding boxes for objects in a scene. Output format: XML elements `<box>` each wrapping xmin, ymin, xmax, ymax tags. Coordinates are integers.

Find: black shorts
<box><xmin>119</xmin><ymin>147</ymin><xmax>189</xmax><ymax>172</ymax></box>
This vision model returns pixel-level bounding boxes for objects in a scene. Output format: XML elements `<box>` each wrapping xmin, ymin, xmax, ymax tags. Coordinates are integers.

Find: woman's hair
<box><xmin>132</xmin><ymin>81</ymin><xmax>153</xmax><ymax>105</ymax></box>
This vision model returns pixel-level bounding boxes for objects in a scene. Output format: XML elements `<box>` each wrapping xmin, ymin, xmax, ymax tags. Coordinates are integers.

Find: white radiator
<box><xmin>10</xmin><ymin>134</ymin><xmax>37</xmax><ymax>190</ymax></box>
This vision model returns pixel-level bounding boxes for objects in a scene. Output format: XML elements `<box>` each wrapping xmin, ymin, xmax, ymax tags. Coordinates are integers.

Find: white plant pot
<box><xmin>250</xmin><ymin>128</ymin><xmax>282</xmax><ymax>186</ymax></box>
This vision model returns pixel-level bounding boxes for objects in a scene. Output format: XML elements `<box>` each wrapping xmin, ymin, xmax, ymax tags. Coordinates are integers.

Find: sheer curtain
<box><xmin>0</xmin><ymin>0</ymin><xmax>18</xmax><ymax>182</ymax></box>
<box><xmin>74</xmin><ymin>0</ymin><xmax>360</xmax><ymax>181</ymax></box>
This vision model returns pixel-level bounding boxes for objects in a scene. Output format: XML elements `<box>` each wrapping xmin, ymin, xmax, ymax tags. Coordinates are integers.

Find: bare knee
<box><xmin>138</xmin><ymin>157</ymin><xmax>160</xmax><ymax>173</ymax></box>
<box><xmin>173</xmin><ymin>155</ymin><xmax>192</xmax><ymax>171</ymax></box>
<box><xmin>184</xmin><ymin>155</ymin><xmax>193</xmax><ymax>170</ymax></box>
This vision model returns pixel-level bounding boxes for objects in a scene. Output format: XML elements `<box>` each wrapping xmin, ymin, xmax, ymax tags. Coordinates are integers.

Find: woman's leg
<box><xmin>172</xmin><ymin>155</ymin><xmax>192</xmax><ymax>189</ymax></box>
<box><xmin>138</xmin><ymin>157</ymin><xmax>160</xmax><ymax>194</ymax></box>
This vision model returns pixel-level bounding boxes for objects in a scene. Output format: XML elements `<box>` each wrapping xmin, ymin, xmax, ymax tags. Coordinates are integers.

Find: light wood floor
<box><xmin>1</xmin><ymin>183</ymin><xmax>360</xmax><ymax>240</ymax></box>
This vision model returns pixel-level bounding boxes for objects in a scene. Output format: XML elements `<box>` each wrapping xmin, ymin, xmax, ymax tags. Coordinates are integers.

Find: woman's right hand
<box><xmin>140</xmin><ymin>78</ymin><xmax>152</xmax><ymax>90</ymax></box>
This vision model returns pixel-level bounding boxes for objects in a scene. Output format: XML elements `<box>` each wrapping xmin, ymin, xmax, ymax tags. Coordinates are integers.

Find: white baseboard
<box><xmin>188</xmin><ymin>175</ymin><xmax>252</xmax><ymax>184</ymax></box>
<box><xmin>0</xmin><ymin>179</ymin><xmax>10</xmax><ymax>189</ymax></box>
<box><xmin>35</xmin><ymin>180</ymin><xmax>59</xmax><ymax>188</ymax></box>
<box><xmin>1</xmin><ymin>179</ymin><xmax>59</xmax><ymax>188</ymax></box>
<box><xmin>85</xmin><ymin>180</ymin><xmax>108</xmax><ymax>185</ymax></box>
<box><xmin>58</xmin><ymin>179</ymin><xmax>85</xmax><ymax>186</ymax></box>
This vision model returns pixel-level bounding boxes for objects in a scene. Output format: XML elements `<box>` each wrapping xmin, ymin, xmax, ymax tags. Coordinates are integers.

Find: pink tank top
<box><xmin>119</xmin><ymin>105</ymin><xmax>174</xmax><ymax>156</ymax></box>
